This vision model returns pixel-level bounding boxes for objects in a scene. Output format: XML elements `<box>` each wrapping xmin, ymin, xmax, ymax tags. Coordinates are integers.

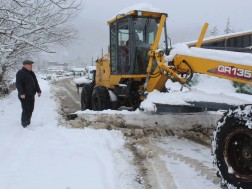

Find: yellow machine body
<box><xmin>94</xmin><ymin>10</ymin><xmax>252</xmax><ymax>107</ymax></box>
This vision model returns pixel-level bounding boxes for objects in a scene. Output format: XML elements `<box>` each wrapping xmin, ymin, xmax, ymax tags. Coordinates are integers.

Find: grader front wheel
<box><xmin>92</xmin><ymin>86</ymin><xmax>111</xmax><ymax>111</ymax></box>
<box><xmin>81</xmin><ymin>84</ymin><xmax>93</xmax><ymax>110</ymax></box>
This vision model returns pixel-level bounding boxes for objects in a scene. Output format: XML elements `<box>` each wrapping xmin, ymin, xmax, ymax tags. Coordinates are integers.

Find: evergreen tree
<box><xmin>210</xmin><ymin>26</ymin><xmax>219</xmax><ymax>36</ymax></box>
<box><xmin>224</xmin><ymin>18</ymin><xmax>234</xmax><ymax>34</ymax></box>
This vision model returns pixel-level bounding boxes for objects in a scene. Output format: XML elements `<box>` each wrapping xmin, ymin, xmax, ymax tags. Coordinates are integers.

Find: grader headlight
<box><xmin>154</xmin><ymin>50</ymin><xmax>164</xmax><ymax>59</ymax></box>
<box><xmin>159</xmin><ymin>51</ymin><xmax>164</xmax><ymax>57</ymax></box>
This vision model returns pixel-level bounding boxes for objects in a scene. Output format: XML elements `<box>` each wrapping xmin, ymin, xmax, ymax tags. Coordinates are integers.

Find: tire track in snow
<box><xmin>51</xmin><ymin>78</ymin><xmax>81</xmax><ymax>115</ymax></box>
<box><xmin>165</xmin><ymin>148</ymin><xmax>221</xmax><ymax>185</ymax></box>
<box><xmin>127</xmin><ymin>140</ymin><xmax>177</xmax><ymax>189</ymax></box>
<box><xmin>155</xmin><ymin>137</ymin><xmax>223</xmax><ymax>188</ymax></box>
<box><xmin>127</xmin><ymin>136</ymin><xmax>223</xmax><ymax>189</ymax></box>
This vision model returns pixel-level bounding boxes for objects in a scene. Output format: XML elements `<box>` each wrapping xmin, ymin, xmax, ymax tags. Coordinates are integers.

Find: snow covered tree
<box><xmin>0</xmin><ymin>0</ymin><xmax>83</xmax><ymax>93</ymax></box>
<box><xmin>224</xmin><ymin>17</ymin><xmax>234</xmax><ymax>34</ymax></box>
<box><xmin>210</xmin><ymin>26</ymin><xmax>219</xmax><ymax>36</ymax></box>
<box><xmin>233</xmin><ymin>82</ymin><xmax>252</xmax><ymax>95</ymax></box>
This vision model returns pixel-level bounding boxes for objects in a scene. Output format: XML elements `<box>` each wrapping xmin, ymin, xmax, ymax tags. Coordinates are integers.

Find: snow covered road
<box><xmin>0</xmin><ymin>79</ymin><xmax>142</xmax><ymax>189</ymax></box>
<box><xmin>0</xmin><ymin>78</ymin><xmax>225</xmax><ymax>189</ymax></box>
<box><xmin>51</xmin><ymin>78</ymin><xmax>225</xmax><ymax>189</ymax></box>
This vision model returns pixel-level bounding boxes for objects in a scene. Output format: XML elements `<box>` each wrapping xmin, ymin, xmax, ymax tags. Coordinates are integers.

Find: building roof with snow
<box><xmin>187</xmin><ymin>30</ymin><xmax>252</xmax><ymax>53</ymax></box>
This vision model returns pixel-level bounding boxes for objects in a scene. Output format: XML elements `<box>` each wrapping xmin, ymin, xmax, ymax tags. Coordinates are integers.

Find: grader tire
<box><xmin>92</xmin><ymin>86</ymin><xmax>110</xmax><ymax>111</ymax></box>
<box><xmin>213</xmin><ymin>105</ymin><xmax>252</xmax><ymax>189</ymax></box>
<box><xmin>81</xmin><ymin>84</ymin><xmax>93</xmax><ymax>110</ymax></box>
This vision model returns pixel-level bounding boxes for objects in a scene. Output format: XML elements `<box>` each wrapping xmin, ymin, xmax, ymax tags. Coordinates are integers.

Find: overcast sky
<box><xmin>45</xmin><ymin>0</ymin><xmax>252</xmax><ymax>66</ymax></box>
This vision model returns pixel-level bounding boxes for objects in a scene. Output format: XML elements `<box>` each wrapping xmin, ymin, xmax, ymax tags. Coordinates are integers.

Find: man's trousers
<box><xmin>19</xmin><ymin>95</ymin><xmax>35</xmax><ymax>127</ymax></box>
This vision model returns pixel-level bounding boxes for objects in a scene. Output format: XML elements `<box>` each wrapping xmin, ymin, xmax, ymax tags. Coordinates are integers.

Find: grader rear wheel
<box><xmin>213</xmin><ymin>105</ymin><xmax>252</xmax><ymax>189</ymax></box>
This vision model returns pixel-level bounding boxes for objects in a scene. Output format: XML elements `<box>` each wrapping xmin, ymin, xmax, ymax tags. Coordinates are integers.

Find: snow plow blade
<box><xmin>67</xmin><ymin>111</ymin><xmax>222</xmax><ymax>130</ymax></box>
<box><xmin>155</xmin><ymin>101</ymin><xmax>235</xmax><ymax>113</ymax></box>
<box><xmin>66</xmin><ymin>111</ymin><xmax>222</xmax><ymax>145</ymax></box>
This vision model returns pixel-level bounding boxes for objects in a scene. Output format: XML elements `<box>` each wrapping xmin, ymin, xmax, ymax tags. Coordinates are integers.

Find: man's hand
<box><xmin>20</xmin><ymin>94</ymin><xmax>25</xmax><ymax>99</ymax></box>
<box><xmin>38</xmin><ymin>93</ymin><xmax>41</xmax><ymax>97</ymax></box>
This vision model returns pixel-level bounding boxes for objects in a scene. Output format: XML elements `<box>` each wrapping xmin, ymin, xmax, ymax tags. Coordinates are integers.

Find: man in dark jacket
<box><xmin>16</xmin><ymin>60</ymin><xmax>42</xmax><ymax>128</ymax></box>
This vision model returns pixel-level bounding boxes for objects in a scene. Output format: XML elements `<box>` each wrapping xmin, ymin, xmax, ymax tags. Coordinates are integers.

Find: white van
<box><xmin>84</xmin><ymin>66</ymin><xmax>96</xmax><ymax>80</ymax></box>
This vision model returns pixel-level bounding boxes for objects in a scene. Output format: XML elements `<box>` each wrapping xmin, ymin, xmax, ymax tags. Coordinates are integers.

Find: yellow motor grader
<box><xmin>80</xmin><ymin>10</ymin><xmax>252</xmax><ymax>188</ymax></box>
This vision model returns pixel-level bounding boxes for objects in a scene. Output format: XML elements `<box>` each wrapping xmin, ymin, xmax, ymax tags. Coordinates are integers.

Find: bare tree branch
<box><xmin>0</xmin><ymin>0</ymin><xmax>83</xmax><ymax>70</ymax></box>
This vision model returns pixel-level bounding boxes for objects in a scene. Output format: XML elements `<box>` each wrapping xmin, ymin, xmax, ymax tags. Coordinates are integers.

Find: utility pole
<box><xmin>91</xmin><ymin>57</ymin><xmax>93</xmax><ymax>66</ymax></box>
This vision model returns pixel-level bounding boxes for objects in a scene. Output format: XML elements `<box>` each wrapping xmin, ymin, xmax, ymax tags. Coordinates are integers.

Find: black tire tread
<box><xmin>81</xmin><ymin>84</ymin><xmax>93</xmax><ymax>110</ymax></box>
<box><xmin>92</xmin><ymin>86</ymin><xmax>110</xmax><ymax>111</ymax></box>
<box><xmin>213</xmin><ymin>104</ymin><xmax>252</xmax><ymax>189</ymax></box>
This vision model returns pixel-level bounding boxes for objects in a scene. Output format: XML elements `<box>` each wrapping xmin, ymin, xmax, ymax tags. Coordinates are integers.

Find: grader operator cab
<box><xmin>81</xmin><ymin>11</ymin><xmax>169</xmax><ymax>111</ymax></box>
<box><xmin>80</xmin><ymin>10</ymin><xmax>252</xmax><ymax>188</ymax></box>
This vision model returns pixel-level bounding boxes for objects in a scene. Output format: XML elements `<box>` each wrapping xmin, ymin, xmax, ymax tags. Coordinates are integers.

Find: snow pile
<box><xmin>73</xmin><ymin>76</ymin><xmax>92</xmax><ymax>84</ymax></box>
<box><xmin>76</xmin><ymin>108</ymin><xmax>141</xmax><ymax>115</ymax></box>
<box><xmin>143</xmin><ymin>89</ymin><xmax>190</xmax><ymax>106</ymax></box>
<box><xmin>191</xmin><ymin>74</ymin><xmax>236</xmax><ymax>94</ymax></box>
<box><xmin>139</xmin><ymin>99</ymin><xmax>157</xmax><ymax>112</ymax></box>
<box><xmin>140</xmin><ymin>74</ymin><xmax>252</xmax><ymax>112</ymax></box>
<box><xmin>165</xmin><ymin>43</ymin><xmax>191</xmax><ymax>62</ymax></box>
